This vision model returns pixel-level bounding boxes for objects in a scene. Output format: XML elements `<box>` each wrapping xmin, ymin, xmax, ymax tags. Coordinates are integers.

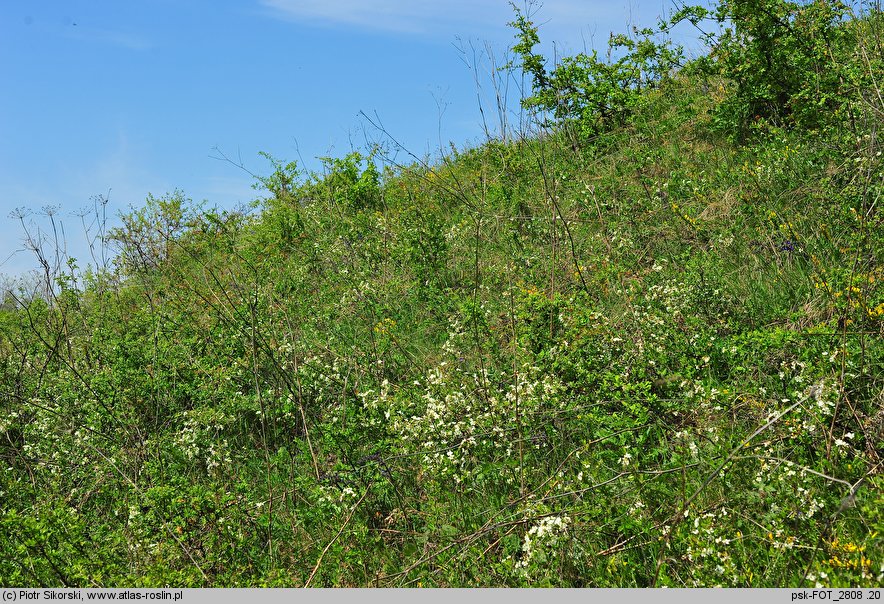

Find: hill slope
<box><xmin>1</xmin><ymin>0</ymin><xmax>882</xmax><ymax>587</ymax></box>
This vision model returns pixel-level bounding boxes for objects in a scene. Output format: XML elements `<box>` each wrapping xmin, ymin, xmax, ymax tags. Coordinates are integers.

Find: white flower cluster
<box><xmin>174</xmin><ymin>408</ymin><xmax>232</xmax><ymax>474</ymax></box>
<box><xmin>366</xmin><ymin>357</ymin><xmax>562</xmax><ymax>483</ymax></box>
<box><xmin>513</xmin><ymin>514</ymin><xmax>572</xmax><ymax>574</ymax></box>
<box><xmin>205</xmin><ymin>440</ymin><xmax>232</xmax><ymax>474</ymax></box>
<box><xmin>673</xmin><ymin>430</ymin><xmax>699</xmax><ymax>460</ymax></box>
<box><xmin>753</xmin><ymin>454</ymin><xmax>826</xmax><ymax>526</ymax></box>
<box><xmin>683</xmin><ymin>508</ymin><xmax>743</xmax><ymax>586</ymax></box>
<box><xmin>647</xmin><ymin>281</ymin><xmax>691</xmax><ymax>315</ymax></box>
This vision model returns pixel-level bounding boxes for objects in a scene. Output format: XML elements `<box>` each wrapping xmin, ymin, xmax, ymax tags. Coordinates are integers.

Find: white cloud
<box><xmin>200</xmin><ymin>175</ymin><xmax>259</xmax><ymax>207</ymax></box>
<box><xmin>0</xmin><ymin>126</ymin><xmax>168</xmax><ymax>275</ymax></box>
<box><xmin>259</xmin><ymin>0</ymin><xmax>497</xmax><ymax>33</ymax></box>
<box><xmin>82</xmin><ymin>130</ymin><xmax>160</xmax><ymax>208</ymax></box>
<box><xmin>257</xmin><ymin>0</ymin><xmax>671</xmax><ymax>53</ymax></box>
<box><xmin>65</xmin><ymin>26</ymin><xmax>153</xmax><ymax>51</ymax></box>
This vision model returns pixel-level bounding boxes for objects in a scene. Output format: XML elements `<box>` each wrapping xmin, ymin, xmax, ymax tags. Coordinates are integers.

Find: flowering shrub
<box><xmin>508</xmin><ymin>512</ymin><xmax>572</xmax><ymax>579</ymax></box>
<box><xmin>1</xmin><ymin>0</ymin><xmax>880</xmax><ymax>586</ymax></box>
<box><xmin>362</xmin><ymin>356</ymin><xmax>562</xmax><ymax>485</ymax></box>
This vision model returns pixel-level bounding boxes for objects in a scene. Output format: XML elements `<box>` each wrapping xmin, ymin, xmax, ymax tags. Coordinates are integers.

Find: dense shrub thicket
<box><xmin>1</xmin><ymin>0</ymin><xmax>881</xmax><ymax>587</ymax></box>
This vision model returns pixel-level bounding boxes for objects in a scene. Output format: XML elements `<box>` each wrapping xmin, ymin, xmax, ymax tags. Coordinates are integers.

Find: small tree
<box><xmin>508</xmin><ymin>4</ymin><xmax>684</xmax><ymax>140</ymax></box>
<box><xmin>678</xmin><ymin>0</ymin><xmax>858</xmax><ymax>138</ymax></box>
<box><xmin>109</xmin><ymin>190</ymin><xmax>198</xmax><ymax>275</ymax></box>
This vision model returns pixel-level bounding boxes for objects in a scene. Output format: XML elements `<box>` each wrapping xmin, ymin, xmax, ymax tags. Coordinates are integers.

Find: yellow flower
<box><xmin>374</xmin><ymin>318</ymin><xmax>397</xmax><ymax>335</ymax></box>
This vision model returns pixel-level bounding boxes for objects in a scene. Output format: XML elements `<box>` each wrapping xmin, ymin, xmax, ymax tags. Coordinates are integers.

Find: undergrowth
<box><xmin>1</xmin><ymin>0</ymin><xmax>882</xmax><ymax>588</ymax></box>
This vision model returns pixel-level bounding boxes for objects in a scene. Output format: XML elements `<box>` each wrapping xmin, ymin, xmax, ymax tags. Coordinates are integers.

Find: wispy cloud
<box><xmin>259</xmin><ymin>0</ymin><xmax>507</xmax><ymax>34</ymax></box>
<box><xmin>65</xmin><ymin>26</ymin><xmax>153</xmax><ymax>51</ymax></box>
<box><xmin>0</xmin><ymin>127</ymin><xmax>149</xmax><ymax>275</ymax></box>
<box><xmin>258</xmin><ymin>0</ymin><xmax>660</xmax><ymax>43</ymax></box>
<box><xmin>200</xmin><ymin>175</ymin><xmax>259</xmax><ymax>207</ymax></box>
<box><xmin>84</xmin><ymin>129</ymin><xmax>168</xmax><ymax>209</ymax></box>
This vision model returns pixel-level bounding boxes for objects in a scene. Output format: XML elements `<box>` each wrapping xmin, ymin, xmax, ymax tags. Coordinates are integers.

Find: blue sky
<box><xmin>1</xmin><ymin>0</ymin><xmax>694</xmax><ymax>278</ymax></box>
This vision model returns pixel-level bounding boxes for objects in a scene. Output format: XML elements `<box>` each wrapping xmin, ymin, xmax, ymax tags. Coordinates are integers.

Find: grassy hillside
<box><xmin>1</xmin><ymin>0</ymin><xmax>882</xmax><ymax>587</ymax></box>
